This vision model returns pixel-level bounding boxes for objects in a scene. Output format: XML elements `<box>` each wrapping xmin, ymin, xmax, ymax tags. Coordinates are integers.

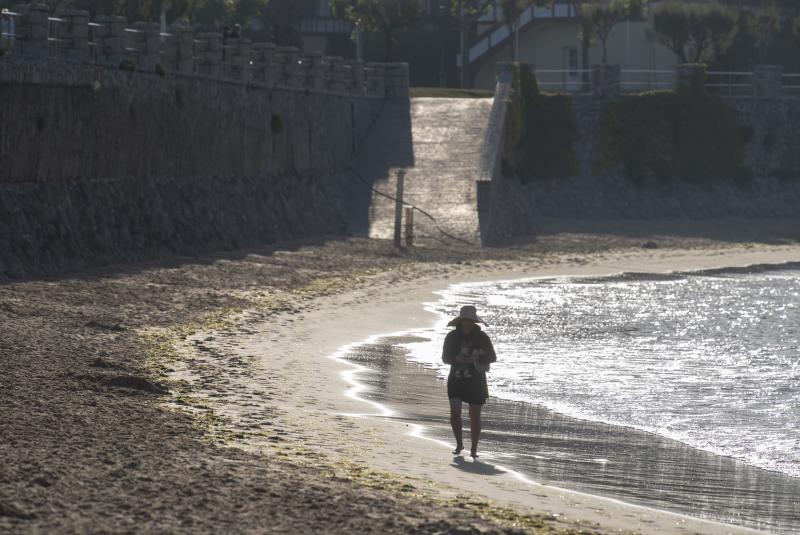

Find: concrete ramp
<box><xmin>350</xmin><ymin>97</ymin><xmax>493</xmax><ymax>244</ymax></box>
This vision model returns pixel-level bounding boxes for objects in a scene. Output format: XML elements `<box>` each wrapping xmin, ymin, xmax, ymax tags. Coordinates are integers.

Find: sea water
<box><xmin>402</xmin><ymin>266</ymin><xmax>800</xmax><ymax>480</ymax></box>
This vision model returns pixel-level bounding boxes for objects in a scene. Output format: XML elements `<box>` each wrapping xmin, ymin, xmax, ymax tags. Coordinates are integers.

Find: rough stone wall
<box><xmin>0</xmin><ymin>56</ymin><xmax>385</xmax><ymax>278</ymax></box>
<box><xmin>487</xmin><ymin>95</ymin><xmax>800</xmax><ymax>242</ymax></box>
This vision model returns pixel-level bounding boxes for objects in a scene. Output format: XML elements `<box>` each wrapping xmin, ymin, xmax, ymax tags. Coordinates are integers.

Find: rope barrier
<box><xmin>349</xmin><ymin>167</ymin><xmax>475</xmax><ymax>246</ymax></box>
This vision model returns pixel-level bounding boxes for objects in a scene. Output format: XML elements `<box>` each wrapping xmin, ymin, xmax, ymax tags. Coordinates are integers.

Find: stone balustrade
<box><xmin>250</xmin><ymin>42</ymin><xmax>275</xmax><ymax>85</ymax></box>
<box><xmin>223</xmin><ymin>37</ymin><xmax>250</xmax><ymax>81</ymax></box>
<box><xmin>94</xmin><ymin>15</ymin><xmax>125</xmax><ymax>64</ymax></box>
<box><xmin>3</xmin><ymin>3</ymin><xmax>408</xmax><ymax>98</ymax></box>
<box><xmin>57</xmin><ymin>9</ymin><xmax>89</xmax><ymax>61</ymax></box>
<box><xmin>164</xmin><ymin>23</ymin><xmax>193</xmax><ymax>73</ymax></box>
<box><xmin>129</xmin><ymin>22</ymin><xmax>160</xmax><ymax>71</ymax></box>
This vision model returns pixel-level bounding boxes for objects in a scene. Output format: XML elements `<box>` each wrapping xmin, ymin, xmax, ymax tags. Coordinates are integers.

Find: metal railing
<box><xmin>522</xmin><ymin>68</ymin><xmax>800</xmax><ymax>96</ymax></box>
<box><xmin>461</xmin><ymin>2</ymin><xmax>577</xmax><ymax>66</ymax></box>
<box><xmin>783</xmin><ymin>73</ymin><xmax>800</xmax><ymax>97</ymax></box>
<box><xmin>0</xmin><ymin>13</ymin><xmax>281</xmax><ymax>81</ymax></box>
<box><xmin>47</xmin><ymin>16</ymin><xmax>67</xmax><ymax>57</ymax></box>
<box><xmin>706</xmin><ymin>71</ymin><xmax>753</xmax><ymax>96</ymax></box>
<box><xmin>536</xmin><ymin>68</ymin><xmax>678</xmax><ymax>94</ymax></box>
<box><xmin>87</xmin><ymin>21</ymin><xmax>101</xmax><ymax>61</ymax></box>
<box><xmin>621</xmin><ymin>68</ymin><xmax>676</xmax><ymax>92</ymax></box>
<box><xmin>0</xmin><ymin>9</ymin><xmax>19</xmax><ymax>52</ymax></box>
<box><xmin>299</xmin><ymin>17</ymin><xmax>352</xmax><ymax>35</ymax></box>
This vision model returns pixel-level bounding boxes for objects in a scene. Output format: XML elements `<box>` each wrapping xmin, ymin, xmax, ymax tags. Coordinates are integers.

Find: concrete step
<box><xmin>358</xmin><ymin>99</ymin><xmax>492</xmax><ymax>243</ymax></box>
<box><xmin>351</xmin><ymin>97</ymin><xmax>493</xmax><ymax>244</ymax></box>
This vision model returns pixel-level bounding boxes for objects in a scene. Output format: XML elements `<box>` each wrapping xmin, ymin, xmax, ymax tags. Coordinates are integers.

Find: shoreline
<box><xmin>172</xmin><ymin>245</ymin><xmax>800</xmax><ymax>535</ymax></box>
<box><xmin>338</xmin><ymin>323</ymin><xmax>800</xmax><ymax>534</ymax></box>
<box><xmin>5</xmin><ymin>227</ymin><xmax>800</xmax><ymax>533</ymax></box>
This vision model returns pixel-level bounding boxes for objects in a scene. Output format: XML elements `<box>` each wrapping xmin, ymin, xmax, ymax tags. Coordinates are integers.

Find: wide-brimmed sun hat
<box><xmin>447</xmin><ymin>305</ymin><xmax>486</xmax><ymax>327</ymax></box>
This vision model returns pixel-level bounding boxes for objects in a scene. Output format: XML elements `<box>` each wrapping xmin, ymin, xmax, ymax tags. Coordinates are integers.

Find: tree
<box><xmin>497</xmin><ymin>0</ymin><xmax>548</xmax><ymax>61</ymax></box>
<box><xmin>185</xmin><ymin>0</ymin><xmax>231</xmax><ymax>28</ymax></box>
<box><xmin>566</xmin><ymin>1</ymin><xmax>645</xmax><ymax>90</ymax></box>
<box><xmin>43</xmin><ymin>0</ymin><xmax>72</xmax><ymax>15</ymax></box>
<box><xmin>255</xmin><ymin>0</ymin><xmax>315</xmax><ymax>47</ymax></box>
<box><xmin>331</xmin><ymin>0</ymin><xmax>422</xmax><ymax>62</ymax></box>
<box><xmin>652</xmin><ymin>2</ymin><xmax>690</xmax><ymax>62</ymax></box>
<box><xmin>748</xmin><ymin>2</ymin><xmax>781</xmax><ymax>64</ymax></box>
<box><xmin>653</xmin><ymin>1</ymin><xmax>737</xmax><ymax>64</ymax></box>
<box><xmin>580</xmin><ymin>0</ymin><xmax>621</xmax><ymax>64</ymax></box>
<box><xmin>581</xmin><ymin>0</ymin><xmax>645</xmax><ymax>64</ymax></box>
<box><xmin>452</xmin><ymin>0</ymin><xmax>495</xmax><ymax>87</ymax></box>
<box><xmin>795</xmin><ymin>14</ymin><xmax>800</xmax><ymax>43</ymax></box>
<box><xmin>67</xmin><ymin>0</ymin><xmax>227</xmax><ymax>25</ymax></box>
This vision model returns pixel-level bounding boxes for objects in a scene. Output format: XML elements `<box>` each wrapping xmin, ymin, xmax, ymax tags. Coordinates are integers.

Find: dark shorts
<box><xmin>447</xmin><ymin>365</ymin><xmax>488</xmax><ymax>406</ymax></box>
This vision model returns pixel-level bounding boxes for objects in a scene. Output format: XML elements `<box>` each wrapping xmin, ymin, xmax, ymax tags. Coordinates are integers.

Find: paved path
<box><xmin>351</xmin><ymin>98</ymin><xmax>493</xmax><ymax>245</ymax></box>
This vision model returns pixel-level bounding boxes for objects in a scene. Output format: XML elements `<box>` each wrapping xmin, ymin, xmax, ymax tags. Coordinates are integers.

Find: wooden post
<box><xmin>404</xmin><ymin>206</ymin><xmax>414</xmax><ymax>247</ymax></box>
<box><xmin>394</xmin><ymin>169</ymin><xmax>405</xmax><ymax>248</ymax></box>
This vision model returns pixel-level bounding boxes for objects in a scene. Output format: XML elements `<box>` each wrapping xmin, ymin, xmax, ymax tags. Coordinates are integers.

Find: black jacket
<box><xmin>441</xmin><ymin>325</ymin><xmax>497</xmax><ymax>365</ymax></box>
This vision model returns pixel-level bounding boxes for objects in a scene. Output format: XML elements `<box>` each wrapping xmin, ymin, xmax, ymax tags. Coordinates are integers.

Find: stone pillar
<box><xmin>56</xmin><ymin>9</ymin><xmax>89</xmax><ymax>61</ymax></box>
<box><xmin>223</xmin><ymin>38</ymin><xmax>251</xmax><ymax>81</ymax></box>
<box><xmin>591</xmin><ymin>64</ymin><xmax>620</xmax><ymax>97</ymax></box>
<box><xmin>13</xmin><ymin>4</ymin><xmax>49</xmax><ymax>58</ymax></box>
<box><xmin>363</xmin><ymin>63</ymin><xmax>374</xmax><ymax>95</ymax></box>
<box><xmin>327</xmin><ymin>56</ymin><xmax>345</xmax><ymax>93</ymax></box>
<box><xmin>753</xmin><ymin>65</ymin><xmax>783</xmax><ymax>99</ymax></box>
<box><xmin>342</xmin><ymin>61</ymin><xmax>354</xmax><ymax>94</ymax></box>
<box><xmin>384</xmin><ymin>62</ymin><xmax>409</xmax><ymax>98</ymax></box>
<box><xmin>165</xmin><ymin>24</ymin><xmax>194</xmax><ymax>74</ymax></box>
<box><xmin>276</xmin><ymin>46</ymin><xmax>300</xmax><ymax>88</ymax></box>
<box><xmin>130</xmin><ymin>21</ymin><xmax>160</xmax><ymax>71</ymax></box>
<box><xmin>270</xmin><ymin>46</ymin><xmax>286</xmax><ymax>86</ymax></box>
<box><xmin>366</xmin><ymin>62</ymin><xmax>386</xmax><ymax>97</ymax></box>
<box><xmin>195</xmin><ymin>32</ymin><xmax>223</xmax><ymax>77</ymax></box>
<box><xmin>347</xmin><ymin>59</ymin><xmax>365</xmax><ymax>95</ymax></box>
<box><xmin>676</xmin><ymin>63</ymin><xmax>707</xmax><ymax>96</ymax></box>
<box><xmin>94</xmin><ymin>15</ymin><xmax>126</xmax><ymax>65</ymax></box>
<box><xmin>302</xmin><ymin>52</ymin><xmax>324</xmax><ymax>91</ymax></box>
<box><xmin>250</xmin><ymin>42</ymin><xmax>275</xmax><ymax>85</ymax></box>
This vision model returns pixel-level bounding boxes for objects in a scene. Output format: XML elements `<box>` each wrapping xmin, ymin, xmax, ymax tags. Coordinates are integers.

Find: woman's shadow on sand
<box><xmin>451</xmin><ymin>455</ymin><xmax>505</xmax><ymax>476</ymax></box>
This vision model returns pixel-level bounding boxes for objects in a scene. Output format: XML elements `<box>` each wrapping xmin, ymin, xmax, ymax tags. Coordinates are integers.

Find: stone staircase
<box><xmin>351</xmin><ymin>97</ymin><xmax>493</xmax><ymax>245</ymax></box>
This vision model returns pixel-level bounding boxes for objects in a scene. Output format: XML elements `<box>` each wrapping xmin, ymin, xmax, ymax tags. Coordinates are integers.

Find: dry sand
<box><xmin>3</xmin><ymin>219</ymin><xmax>800</xmax><ymax>534</ymax></box>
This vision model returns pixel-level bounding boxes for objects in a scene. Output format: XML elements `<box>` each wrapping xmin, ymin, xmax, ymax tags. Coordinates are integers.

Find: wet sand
<box><xmin>345</xmin><ymin>335</ymin><xmax>800</xmax><ymax>534</ymax></box>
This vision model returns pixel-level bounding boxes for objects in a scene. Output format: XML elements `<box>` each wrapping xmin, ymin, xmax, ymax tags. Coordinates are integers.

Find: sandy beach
<box><xmin>173</xmin><ymin>242</ymin><xmax>800</xmax><ymax>534</ymax></box>
<box><xmin>3</xmin><ymin>219</ymin><xmax>800</xmax><ymax>533</ymax></box>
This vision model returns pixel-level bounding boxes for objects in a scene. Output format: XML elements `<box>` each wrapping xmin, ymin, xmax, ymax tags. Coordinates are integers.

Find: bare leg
<box><xmin>449</xmin><ymin>398</ymin><xmax>463</xmax><ymax>454</ymax></box>
<box><xmin>468</xmin><ymin>403</ymin><xmax>482</xmax><ymax>458</ymax></box>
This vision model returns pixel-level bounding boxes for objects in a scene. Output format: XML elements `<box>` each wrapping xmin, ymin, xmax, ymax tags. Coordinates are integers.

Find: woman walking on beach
<box><xmin>442</xmin><ymin>305</ymin><xmax>496</xmax><ymax>459</ymax></box>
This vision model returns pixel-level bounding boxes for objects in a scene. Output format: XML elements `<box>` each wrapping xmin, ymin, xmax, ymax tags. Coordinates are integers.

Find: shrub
<box><xmin>504</xmin><ymin>63</ymin><xmax>578</xmax><ymax>181</ymax></box>
<box><xmin>597</xmin><ymin>92</ymin><xmax>749</xmax><ymax>185</ymax></box>
<box><xmin>154</xmin><ymin>63</ymin><xmax>166</xmax><ymax>77</ymax></box>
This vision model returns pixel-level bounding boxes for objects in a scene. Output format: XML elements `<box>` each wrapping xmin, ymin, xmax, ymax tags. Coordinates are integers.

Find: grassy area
<box><xmin>410</xmin><ymin>87</ymin><xmax>494</xmax><ymax>98</ymax></box>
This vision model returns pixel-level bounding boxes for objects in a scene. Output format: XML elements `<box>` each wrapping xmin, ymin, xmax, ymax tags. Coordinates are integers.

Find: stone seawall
<box><xmin>0</xmin><ymin>57</ymin><xmax>385</xmax><ymax>278</ymax></box>
<box><xmin>486</xmin><ymin>93</ymin><xmax>800</xmax><ymax>242</ymax></box>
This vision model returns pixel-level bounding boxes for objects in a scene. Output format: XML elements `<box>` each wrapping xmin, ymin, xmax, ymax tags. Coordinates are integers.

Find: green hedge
<box><xmin>504</xmin><ymin>64</ymin><xmax>579</xmax><ymax>182</ymax></box>
<box><xmin>596</xmin><ymin>91</ymin><xmax>750</xmax><ymax>185</ymax></box>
